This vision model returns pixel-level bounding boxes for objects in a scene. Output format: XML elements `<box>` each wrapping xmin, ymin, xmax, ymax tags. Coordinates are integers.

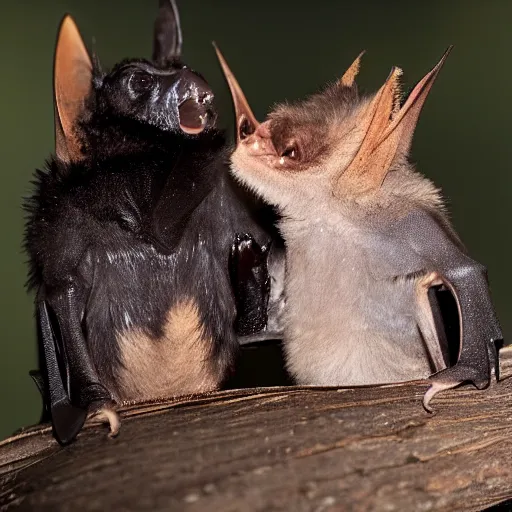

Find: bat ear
<box><xmin>337</xmin><ymin>46</ymin><xmax>452</xmax><ymax>196</ymax></box>
<box><xmin>54</xmin><ymin>15</ymin><xmax>93</xmax><ymax>163</ymax></box>
<box><xmin>153</xmin><ymin>0</ymin><xmax>183</xmax><ymax>66</ymax></box>
<box><xmin>380</xmin><ymin>46</ymin><xmax>452</xmax><ymax>161</ymax></box>
<box><xmin>339</xmin><ymin>51</ymin><xmax>365</xmax><ymax>88</ymax></box>
<box><xmin>214</xmin><ymin>43</ymin><xmax>260</xmax><ymax>143</ymax></box>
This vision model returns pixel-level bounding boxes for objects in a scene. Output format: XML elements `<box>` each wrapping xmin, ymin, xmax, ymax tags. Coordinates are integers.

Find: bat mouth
<box><xmin>241</xmin><ymin>121</ymin><xmax>280</xmax><ymax>159</ymax></box>
<box><xmin>175</xmin><ymin>67</ymin><xmax>215</xmax><ymax>135</ymax></box>
<box><xmin>178</xmin><ymin>97</ymin><xmax>212</xmax><ymax>135</ymax></box>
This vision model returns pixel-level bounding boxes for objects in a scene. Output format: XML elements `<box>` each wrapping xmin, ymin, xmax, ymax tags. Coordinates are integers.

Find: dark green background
<box><xmin>1</xmin><ymin>1</ymin><xmax>510</xmax><ymax>440</ymax></box>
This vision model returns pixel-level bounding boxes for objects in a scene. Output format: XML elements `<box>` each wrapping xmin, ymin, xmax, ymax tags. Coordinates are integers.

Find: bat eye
<box><xmin>239</xmin><ymin>116</ymin><xmax>255</xmax><ymax>140</ymax></box>
<box><xmin>281</xmin><ymin>143</ymin><xmax>299</xmax><ymax>161</ymax></box>
<box><xmin>128</xmin><ymin>71</ymin><xmax>155</xmax><ymax>96</ymax></box>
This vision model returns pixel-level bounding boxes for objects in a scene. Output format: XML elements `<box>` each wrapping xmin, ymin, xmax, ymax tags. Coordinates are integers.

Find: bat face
<box><xmin>97</xmin><ymin>59</ymin><xmax>215</xmax><ymax>136</ymax></box>
<box><xmin>54</xmin><ymin>1</ymin><xmax>219</xmax><ymax>165</ymax></box>
<box><xmin>230</xmin><ymin>107</ymin><xmax>350</xmax><ymax>210</ymax></box>
<box><xmin>103</xmin><ymin>0</ymin><xmax>214</xmax><ymax>137</ymax></box>
<box><xmin>216</xmin><ymin>47</ymin><xmax>450</xmax><ymax>216</ymax></box>
<box><xmin>215</xmin><ymin>48</ymin><xmax>357</xmax><ymax>210</ymax></box>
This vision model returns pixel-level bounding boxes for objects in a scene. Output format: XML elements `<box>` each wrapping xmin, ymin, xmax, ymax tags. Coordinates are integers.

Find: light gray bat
<box><xmin>215</xmin><ymin>46</ymin><xmax>503</xmax><ymax>409</ymax></box>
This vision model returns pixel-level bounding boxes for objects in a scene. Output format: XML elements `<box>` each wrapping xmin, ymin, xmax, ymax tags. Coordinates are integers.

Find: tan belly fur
<box><xmin>115</xmin><ymin>299</ymin><xmax>220</xmax><ymax>401</ymax></box>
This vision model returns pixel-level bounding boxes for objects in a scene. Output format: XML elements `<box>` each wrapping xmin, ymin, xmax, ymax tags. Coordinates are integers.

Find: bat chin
<box><xmin>232</xmin><ymin>151</ymin><xmax>270</xmax><ymax>182</ymax></box>
<box><xmin>236</xmin><ymin>175</ymin><xmax>286</xmax><ymax>211</ymax></box>
<box><xmin>230</xmin><ymin>164</ymin><xmax>263</xmax><ymax>195</ymax></box>
<box><xmin>229</xmin><ymin>165</ymin><xmax>257</xmax><ymax>191</ymax></box>
<box><xmin>179</xmin><ymin>120</ymin><xmax>207</xmax><ymax>135</ymax></box>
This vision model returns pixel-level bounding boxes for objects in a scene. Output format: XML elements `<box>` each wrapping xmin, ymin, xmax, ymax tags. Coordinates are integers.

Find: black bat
<box><xmin>24</xmin><ymin>0</ymin><xmax>283</xmax><ymax>445</ymax></box>
<box><xmin>215</xmin><ymin>46</ymin><xmax>504</xmax><ymax>408</ymax></box>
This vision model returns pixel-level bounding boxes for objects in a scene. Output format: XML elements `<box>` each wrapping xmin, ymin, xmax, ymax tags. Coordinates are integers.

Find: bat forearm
<box><xmin>391</xmin><ymin>210</ymin><xmax>502</xmax><ymax>389</ymax></box>
<box><xmin>37</xmin><ymin>299</ymin><xmax>88</xmax><ymax>445</ymax></box>
<box><xmin>38</xmin><ymin>300</ymin><xmax>71</xmax><ymax>408</ymax></box>
<box><xmin>441</xmin><ymin>262</ymin><xmax>502</xmax><ymax>384</ymax></box>
<box><xmin>48</xmin><ymin>284</ymin><xmax>112</xmax><ymax>408</ymax></box>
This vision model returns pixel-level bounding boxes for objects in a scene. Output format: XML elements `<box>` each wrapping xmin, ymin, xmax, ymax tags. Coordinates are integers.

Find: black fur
<box><xmin>25</xmin><ymin>128</ymin><xmax>270</xmax><ymax>389</ymax></box>
<box><xmin>24</xmin><ymin>6</ymin><xmax>278</xmax><ymax>444</ymax></box>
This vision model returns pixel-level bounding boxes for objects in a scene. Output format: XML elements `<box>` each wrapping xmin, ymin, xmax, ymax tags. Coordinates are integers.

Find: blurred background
<box><xmin>0</xmin><ymin>0</ymin><xmax>510</xmax><ymax>440</ymax></box>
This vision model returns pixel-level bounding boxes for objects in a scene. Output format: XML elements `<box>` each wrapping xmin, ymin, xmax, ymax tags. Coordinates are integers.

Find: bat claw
<box><xmin>89</xmin><ymin>403</ymin><xmax>121</xmax><ymax>437</ymax></box>
<box><xmin>423</xmin><ymin>380</ymin><xmax>461</xmax><ymax>413</ymax></box>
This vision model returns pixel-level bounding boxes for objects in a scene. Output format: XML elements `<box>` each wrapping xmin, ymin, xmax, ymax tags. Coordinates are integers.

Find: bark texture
<box><xmin>1</xmin><ymin>347</ymin><xmax>512</xmax><ymax>511</ymax></box>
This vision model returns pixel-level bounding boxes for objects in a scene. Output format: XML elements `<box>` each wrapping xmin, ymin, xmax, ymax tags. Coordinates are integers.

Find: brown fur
<box><xmin>116</xmin><ymin>300</ymin><xmax>220</xmax><ymax>401</ymax></box>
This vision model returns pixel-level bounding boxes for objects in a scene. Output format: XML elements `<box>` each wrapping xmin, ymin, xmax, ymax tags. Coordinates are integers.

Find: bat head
<box><xmin>54</xmin><ymin>1</ymin><xmax>216</xmax><ymax>163</ymax></box>
<box><xmin>216</xmin><ymin>45</ymin><xmax>451</xmax><ymax>215</ymax></box>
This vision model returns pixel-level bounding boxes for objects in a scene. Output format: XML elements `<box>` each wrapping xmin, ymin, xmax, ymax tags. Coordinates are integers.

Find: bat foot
<box><xmin>89</xmin><ymin>403</ymin><xmax>121</xmax><ymax>437</ymax></box>
<box><xmin>51</xmin><ymin>400</ymin><xmax>88</xmax><ymax>445</ymax></box>
<box><xmin>422</xmin><ymin>380</ymin><xmax>461</xmax><ymax>413</ymax></box>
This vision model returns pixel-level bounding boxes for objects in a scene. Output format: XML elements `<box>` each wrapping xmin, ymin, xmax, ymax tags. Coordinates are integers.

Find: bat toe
<box><xmin>423</xmin><ymin>361</ymin><xmax>494</xmax><ymax>412</ymax></box>
<box><xmin>88</xmin><ymin>402</ymin><xmax>121</xmax><ymax>438</ymax></box>
<box><xmin>422</xmin><ymin>380</ymin><xmax>461</xmax><ymax>413</ymax></box>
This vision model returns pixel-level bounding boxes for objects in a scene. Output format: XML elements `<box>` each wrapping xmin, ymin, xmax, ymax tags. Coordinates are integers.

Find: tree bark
<box><xmin>2</xmin><ymin>348</ymin><xmax>512</xmax><ymax>511</ymax></box>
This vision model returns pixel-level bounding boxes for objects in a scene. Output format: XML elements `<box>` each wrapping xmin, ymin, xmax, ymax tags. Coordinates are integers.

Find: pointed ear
<box><xmin>340</xmin><ymin>51</ymin><xmax>365</xmax><ymax>88</ymax></box>
<box><xmin>339</xmin><ymin>66</ymin><xmax>403</xmax><ymax>193</ymax></box>
<box><xmin>54</xmin><ymin>15</ymin><xmax>93</xmax><ymax>163</ymax></box>
<box><xmin>153</xmin><ymin>0</ymin><xmax>183</xmax><ymax>66</ymax></box>
<box><xmin>214</xmin><ymin>43</ymin><xmax>260</xmax><ymax>143</ymax></box>
<box><xmin>380</xmin><ymin>46</ymin><xmax>452</xmax><ymax>158</ymax></box>
<box><xmin>338</xmin><ymin>47</ymin><xmax>452</xmax><ymax>196</ymax></box>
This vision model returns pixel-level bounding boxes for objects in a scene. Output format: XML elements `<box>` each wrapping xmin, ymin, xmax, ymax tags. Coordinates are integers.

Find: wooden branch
<box><xmin>2</xmin><ymin>348</ymin><xmax>512</xmax><ymax>511</ymax></box>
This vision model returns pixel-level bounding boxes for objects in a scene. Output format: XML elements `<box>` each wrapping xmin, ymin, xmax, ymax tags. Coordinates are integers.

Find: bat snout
<box><xmin>175</xmin><ymin>69</ymin><xmax>215</xmax><ymax>135</ymax></box>
<box><xmin>243</xmin><ymin>128</ymin><xmax>277</xmax><ymax>158</ymax></box>
<box><xmin>177</xmin><ymin>97</ymin><xmax>214</xmax><ymax>135</ymax></box>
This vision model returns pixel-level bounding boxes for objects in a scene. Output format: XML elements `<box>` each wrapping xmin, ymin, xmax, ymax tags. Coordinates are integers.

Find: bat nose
<box><xmin>174</xmin><ymin>68</ymin><xmax>215</xmax><ymax>135</ymax></box>
<box><xmin>254</xmin><ymin>122</ymin><xmax>272</xmax><ymax>139</ymax></box>
<box><xmin>176</xmin><ymin>68</ymin><xmax>214</xmax><ymax>105</ymax></box>
<box><xmin>245</xmin><ymin>127</ymin><xmax>277</xmax><ymax>157</ymax></box>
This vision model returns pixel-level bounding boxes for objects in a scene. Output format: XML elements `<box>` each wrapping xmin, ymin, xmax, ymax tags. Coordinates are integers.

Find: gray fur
<box><xmin>225</xmin><ymin>56</ymin><xmax>501</xmax><ymax>393</ymax></box>
<box><xmin>278</xmin><ymin>171</ymin><xmax>448</xmax><ymax>385</ymax></box>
